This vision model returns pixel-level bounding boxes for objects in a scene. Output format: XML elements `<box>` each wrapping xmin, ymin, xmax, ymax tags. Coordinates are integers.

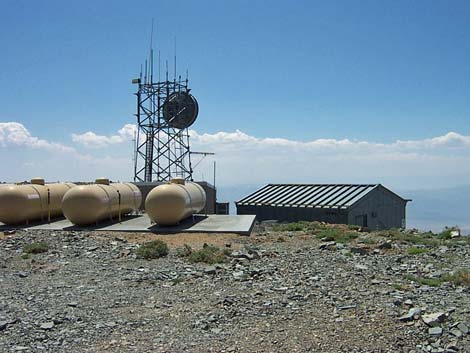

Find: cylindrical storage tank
<box><xmin>145</xmin><ymin>178</ymin><xmax>206</xmax><ymax>225</ymax></box>
<box><xmin>0</xmin><ymin>178</ymin><xmax>75</xmax><ymax>225</ymax></box>
<box><xmin>62</xmin><ymin>178</ymin><xmax>142</xmax><ymax>226</ymax></box>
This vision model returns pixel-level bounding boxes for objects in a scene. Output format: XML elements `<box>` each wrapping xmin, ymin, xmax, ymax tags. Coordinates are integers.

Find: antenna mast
<box><xmin>150</xmin><ymin>18</ymin><xmax>154</xmax><ymax>83</ymax></box>
<box><xmin>174</xmin><ymin>37</ymin><xmax>177</xmax><ymax>82</ymax></box>
<box><xmin>132</xmin><ymin>23</ymin><xmax>199</xmax><ymax>182</ymax></box>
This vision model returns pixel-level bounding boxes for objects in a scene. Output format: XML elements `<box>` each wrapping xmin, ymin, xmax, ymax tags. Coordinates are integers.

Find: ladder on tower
<box><xmin>144</xmin><ymin>130</ymin><xmax>153</xmax><ymax>182</ymax></box>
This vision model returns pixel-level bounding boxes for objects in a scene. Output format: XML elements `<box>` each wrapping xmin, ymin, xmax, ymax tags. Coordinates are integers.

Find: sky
<box><xmin>1</xmin><ymin>0</ymin><xmax>470</xmax><ymax>195</ymax></box>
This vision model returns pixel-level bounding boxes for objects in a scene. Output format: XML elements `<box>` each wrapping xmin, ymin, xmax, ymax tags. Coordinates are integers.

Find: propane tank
<box><xmin>62</xmin><ymin>178</ymin><xmax>142</xmax><ymax>226</ymax></box>
<box><xmin>145</xmin><ymin>178</ymin><xmax>206</xmax><ymax>225</ymax></box>
<box><xmin>0</xmin><ymin>178</ymin><xmax>75</xmax><ymax>225</ymax></box>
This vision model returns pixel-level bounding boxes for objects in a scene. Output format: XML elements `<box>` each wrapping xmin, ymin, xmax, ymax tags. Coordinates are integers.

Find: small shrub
<box><xmin>405</xmin><ymin>274</ymin><xmax>443</xmax><ymax>287</ymax></box>
<box><xmin>406</xmin><ymin>269</ymin><xmax>470</xmax><ymax>288</ymax></box>
<box><xmin>188</xmin><ymin>244</ymin><xmax>227</xmax><ymax>264</ymax></box>
<box><xmin>377</xmin><ymin>229</ymin><xmax>401</xmax><ymax>238</ymax></box>
<box><xmin>136</xmin><ymin>240</ymin><xmax>169</xmax><ymax>259</ymax></box>
<box><xmin>272</xmin><ymin>221</ymin><xmax>308</xmax><ymax>232</ymax></box>
<box><xmin>222</xmin><ymin>248</ymin><xmax>233</xmax><ymax>256</ymax></box>
<box><xmin>20</xmin><ymin>253</ymin><xmax>31</xmax><ymax>260</ymax></box>
<box><xmin>378</xmin><ymin>230</ymin><xmax>439</xmax><ymax>247</ymax></box>
<box><xmin>171</xmin><ymin>276</ymin><xmax>184</xmax><ymax>285</ymax></box>
<box><xmin>418</xmin><ymin>277</ymin><xmax>444</xmax><ymax>287</ymax></box>
<box><xmin>176</xmin><ymin>244</ymin><xmax>193</xmax><ymax>257</ymax></box>
<box><xmin>315</xmin><ymin>228</ymin><xmax>342</xmax><ymax>240</ymax></box>
<box><xmin>359</xmin><ymin>237</ymin><xmax>377</xmax><ymax>245</ymax></box>
<box><xmin>284</xmin><ymin>223</ymin><xmax>305</xmax><ymax>231</ymax></box>
<box><xmin>435</xmin><ymin>226</ymin><xmax>460</xmax><ymax>240</ymax></box>
<box><xmin>336</xmin><ymin>232</ymin><xmax>359</xmax><ymax>243</ymax></box>
<box><xmin>277</xmin><ymin>236</ymin><xmax>287</xmax><ymax>243</ymax></box>
<box><xmin>392</xmin><ymin>283</ymin><xmax>407</xmax><ymax>291</ymax></box>
<box><xmin>23</xmin><ymin>242</ymin><xmax>48</xmax><ymax>254</ymax></box>
<box><xmin>443</xmin><ymin>269</ymin><xmax>470</xmax><ymax>287</ymax></box>
<box><xmin>315</xmin><ymin>229</ymin><xmax>358</xmax><ymax>243</ymax></box>
<box><xmin>407</xmin><ymin>247</ymin><xmax>427</xmax><ymax>255</ymax></box>
<box><xmin>436</xmin><ymin>229</ymin><xmax>452</xmax><ymax>240</ymax></box>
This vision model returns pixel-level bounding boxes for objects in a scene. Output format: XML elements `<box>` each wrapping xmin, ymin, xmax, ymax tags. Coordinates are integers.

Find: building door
<box><xmin>354</xmin><ymin>214</ymin><xmax>368</xmax><ymax>227</ymax></box>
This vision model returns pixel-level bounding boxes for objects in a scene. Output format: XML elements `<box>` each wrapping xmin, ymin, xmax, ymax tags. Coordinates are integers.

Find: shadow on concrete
<box><xmin>0</xmin><ymin>217</ymin><xmax>67</xmax><ymax>231</ymax></box>
<box><xmin>61</xmin><ymin>215</ymin><xmax>142</xmax><ymax>231</ymax></box>
<box><xmin>148</xmin><ymin>215</ymin><xmax>208</xmax><ymax>234</ymax></box>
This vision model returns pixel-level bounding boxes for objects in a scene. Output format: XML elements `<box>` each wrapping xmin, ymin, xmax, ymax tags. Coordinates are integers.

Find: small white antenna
<box><xmin>150</xmin><ymin>18</ymin><xmax>154</xmax><ymax>50</ymax></box>
<box><xmin>166</xmin><ymin>59</ymin><xmax>168</xmax><ymax>81</ymax></box>
<box><xmin>150</xmin><ymin>18</ymin><xmax>154</xmax><ymax>83</ymax></box>
<box><xmin>174</xmin><ymin>36</ymin><xmax>177</xmax><ymax>82</ymax></box>
<box><xmin>144</xmin><ymin>59</ymin><xmax>148</xmax><ymax>84</ymax></box>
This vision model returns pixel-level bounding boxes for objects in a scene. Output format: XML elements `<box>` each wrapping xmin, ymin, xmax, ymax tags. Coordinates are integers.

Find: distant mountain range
<box><xmin>216</xmin><ymin>184</ymin><xmax>470</xmax><ymax>235</ymax></box>
<box><xmin>398</xmin><ymin>185</ymin><xmax>470</xmax><ymax>234</ymax></box>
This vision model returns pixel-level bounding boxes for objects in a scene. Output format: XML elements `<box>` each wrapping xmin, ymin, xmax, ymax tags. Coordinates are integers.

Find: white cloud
<box><xmin>65</xmin><ymin>124</ymin><xmax>470</xmax><ymax>187</ymax></box>
<box><xmin>187</xmin><ymin>128</ymin><xmax>470</xmax><ymax>187</ymax></box>
<box><xmin>0</xmin><ymin>122</ymin><xmax>134</xmax><ymax>182</ymax></box>
<box><xmin>190</xmin><ymin>129</ymin><xmax>470</xmax><ymax>152</ymax></box>
<box><xmin>189</xmin><ymin>129</ymin><xmax>257</xmax><ymax>144</ymax></box>
<box><xmin>1</xmin><ymin>121</ymin><xmax>470</xmax><ymax>189</ymax></box>
<box><xmin>0</xmin><ymin>122</ymin><xmax>74</xmax><ymax>153</ymax></box>
<box><xmin>71</xmin><ymin>124</ymin><xmax>137</xmax><ymax>148</ymax></box>
<box><xmin>395</xmin><ymin>132</ymin><xmax>470</xmax><ymax>149</ymax></box>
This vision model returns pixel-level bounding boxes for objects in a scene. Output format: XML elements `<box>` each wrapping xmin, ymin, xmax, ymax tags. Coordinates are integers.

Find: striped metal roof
<box><xmin>236</xmin><ymin>184</ymin><xmax>379</xmax><ymax>209</ymax></box>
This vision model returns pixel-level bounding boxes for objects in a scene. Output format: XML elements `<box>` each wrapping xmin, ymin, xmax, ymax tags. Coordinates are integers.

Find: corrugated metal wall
<box><xmin>237</xmin><ymin>204</ymin><xmax>348</xmax><ymax>224</ymax></box>
<box><xmin>347</xmin><ymin>185</ymin><xmax>406</xmax><ymax>230</ymax></box>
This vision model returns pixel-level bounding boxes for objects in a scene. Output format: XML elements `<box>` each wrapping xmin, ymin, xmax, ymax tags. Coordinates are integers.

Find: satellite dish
<box><xmin>162</xmin><ymin>92</ymin><xmax>199</xmax><ymax>129</ymax></box>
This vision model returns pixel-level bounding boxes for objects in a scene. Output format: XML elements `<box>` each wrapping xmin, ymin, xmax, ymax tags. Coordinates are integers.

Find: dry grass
<box><xmin>405</xmin><ymin>269</ymin><xmax>470</xmax><ymax>287</ymax></box>
<box><xmin>445</xmin><ymin>269</ymin><xmax>470</xmax><ymax>287</ymax></box>
<box><xmin>180</xmin><ymin>243</ymin><xmax>230</xmax><ymax>264</ymax></box>
<box><xmin>314</xmin><ymin>228</ymin><xmax>359</xmax><ymax>243</ymax></box>
<box><xmin>407</xmin><ymin>247</ymin><xmax>427</xmax><ymax>255</ymax></box>
<box><xmin>99</xmin><ymin>232</ymin><xmax>243</xmax><ymax>250</ymax></box>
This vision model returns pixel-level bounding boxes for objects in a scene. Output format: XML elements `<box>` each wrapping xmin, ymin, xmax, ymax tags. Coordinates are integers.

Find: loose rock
<box><xmin>422</xmin><ymin>312</ymin><xmax>446</xmax><ymax>327</ymax></box>
<box><xmin>399</xmin><ymin>308</ymin><xmax>422</xmax><ymax>321</ymax></box>
<box><xmin>429</xmin><ymin>327</ymin><xmax>443</xmax><ymax>336</ymax></box>
<box><xmin>40</xmin><ymin>321</ymin><xmax>55</xmax><ymax>330</ymax></box>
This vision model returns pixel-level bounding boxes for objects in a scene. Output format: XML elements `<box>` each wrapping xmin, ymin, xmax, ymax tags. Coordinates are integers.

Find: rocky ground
<box><xmin>0</xmin><ymin>222</ymin><xmax>469</xmax><ymax>353</ymax></box>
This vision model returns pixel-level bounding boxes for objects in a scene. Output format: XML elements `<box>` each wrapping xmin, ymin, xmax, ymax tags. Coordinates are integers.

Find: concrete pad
<box><xmin>0</xmin><ymin>214</ymin><xmax>256</xmax><ymax>236</ymax></box>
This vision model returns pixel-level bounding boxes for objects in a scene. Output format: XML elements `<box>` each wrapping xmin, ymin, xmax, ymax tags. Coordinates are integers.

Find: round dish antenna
<box><xmin>162</xmin><ymin>92</ymin><xmax>199</xmax><ymax>129</ymax></box>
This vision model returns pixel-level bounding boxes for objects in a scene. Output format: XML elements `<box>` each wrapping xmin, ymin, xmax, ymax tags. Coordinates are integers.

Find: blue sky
<box><xmin>2</xmin><ymin>0</ymin><xmax>469</xmax><ymax>142</ymax></box>
<box><xmin>1</xmin><ymin>0</ymin><xmax>470</xmax><ymax>196</ymax></box>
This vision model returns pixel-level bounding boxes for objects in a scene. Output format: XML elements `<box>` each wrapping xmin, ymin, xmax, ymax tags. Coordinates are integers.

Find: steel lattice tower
<box><xmin>133</xmin><ymin>74</ymin><xmax>194</xmax><ymax>182</ymax></box>
<box><xmin>133</xmin><ymin>22</ymin><xmax>200</xmax><ymax>183</ymax></box>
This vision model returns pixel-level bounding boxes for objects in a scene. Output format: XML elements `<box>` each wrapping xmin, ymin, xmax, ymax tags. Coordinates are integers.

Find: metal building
<box><xmin>236</xmin><ymin>184</ymin><xmax>410</xmax><ymax>230</ymax></box>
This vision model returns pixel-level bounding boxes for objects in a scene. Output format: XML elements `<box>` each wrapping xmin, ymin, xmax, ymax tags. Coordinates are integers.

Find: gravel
<box><xmin>0</xmin><ymin>228</ymin><xmax>469</xmax><ymax>352</ymax></box>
